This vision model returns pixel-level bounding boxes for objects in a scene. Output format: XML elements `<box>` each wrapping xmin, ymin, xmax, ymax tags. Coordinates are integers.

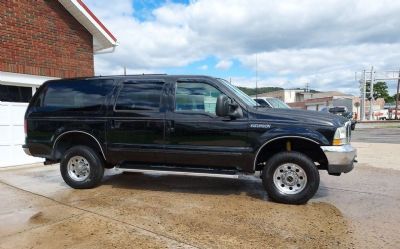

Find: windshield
<box><xmin>266</xmin><ymin>98</ymin><xmax>290</xmax><ymax>108</ymax></box>
<box><xmin>217</xmin><ymin>79</ymin><xmax>259</xmax><ymax>107</ymax></box>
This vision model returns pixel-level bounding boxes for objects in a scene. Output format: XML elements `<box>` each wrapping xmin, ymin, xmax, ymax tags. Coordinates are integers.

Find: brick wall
<box><xmin>0</xmin><ymin>0</ymin><xmax>94</xmax><ymax>78</ymax></box>
<box><xmin>287</xmin><ymin>102</ymin><xmax>306</xmax><ymax>109</ymax></box>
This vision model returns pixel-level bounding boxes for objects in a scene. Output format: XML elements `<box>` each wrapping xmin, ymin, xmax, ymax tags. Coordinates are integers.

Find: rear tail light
<box><xmin>24</xmin><ymin>119</ymin><xmax>28</xmax><ymax>136</ymax></box>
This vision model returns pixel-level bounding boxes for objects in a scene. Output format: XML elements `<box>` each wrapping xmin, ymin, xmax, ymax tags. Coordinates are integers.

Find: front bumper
<box><xmin>321</xmin><ymin>144</ymin><xmax>357</xmax><ymax>174</ymax></box>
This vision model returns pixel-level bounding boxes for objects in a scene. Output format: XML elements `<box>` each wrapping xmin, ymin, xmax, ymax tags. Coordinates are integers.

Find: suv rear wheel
<box><xmin>60</xmin><ymin>146</ymin><xmax>104</xmax><ymax>189</ymax></box>
<box><xmin>262</xmin><ymin>152</ymin><xmax>320</xmax><ymax>204</ymax></box>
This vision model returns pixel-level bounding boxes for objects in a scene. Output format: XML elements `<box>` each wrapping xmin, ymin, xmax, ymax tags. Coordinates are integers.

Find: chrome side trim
<box><xmin>114</xmin><ymin>167</ymin><xmax>240</xmax><ymax>179</ymax></box>
<box><xmin>53</xmin><ymin>131</ymin><xmax>106</xmax><ymax>160</ymax></box>
<box><xmin>253</xmin><ymin>136</ymin><xmax>320</xmax><ymax>171</ymax></box>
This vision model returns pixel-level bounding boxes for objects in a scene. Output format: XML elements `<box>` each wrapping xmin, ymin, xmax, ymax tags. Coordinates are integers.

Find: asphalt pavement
<box><xmin>352</xmin><ymin>127</ymin><xmax>400</xmax><ymax>144</ymax></box>
<box><xmin>0</xmin><ymin>128</ymin><xmax>399</xmax><ymax>248</ymax></box>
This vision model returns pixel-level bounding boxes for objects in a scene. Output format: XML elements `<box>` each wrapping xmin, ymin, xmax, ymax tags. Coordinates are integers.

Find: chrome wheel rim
<box><xmin>273</xmin><ymin>163</ymin><xmax>307</xmax><ymax>194</ymax></box>
<box><xmin>67</xmin><ymin>156</ymin><xmax>90</xmax><ymax>181</ymax></box>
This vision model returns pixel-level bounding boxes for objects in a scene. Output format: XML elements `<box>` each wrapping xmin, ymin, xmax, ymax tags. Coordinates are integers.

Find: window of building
<box><xmin>0</xmin><ymin>84</ymin><xmax>33</xmax><ymax>103</ymax></box>
<box><xmin>43</xmin><ymin>79</ymin><xmax>114</xmax><ymax>111</ymax></box>
<box><xmin>115</xmin><ymin>82</ymin><xmax>164</xmax><ymax>111</ymax></box>
<box><xmin>175</xmin><ymin>82</ymin><xmax>222</xmax><ymax>115</ymax></box>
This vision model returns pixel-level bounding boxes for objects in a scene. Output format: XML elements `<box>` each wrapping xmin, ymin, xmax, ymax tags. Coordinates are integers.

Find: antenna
<box><xmin>255</xmin><ymin>54</ymin><xmax>258</xmax><ymax>99</ymax></box>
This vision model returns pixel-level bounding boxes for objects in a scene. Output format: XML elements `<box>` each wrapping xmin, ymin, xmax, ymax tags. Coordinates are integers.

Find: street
<box><xmin>352</xmin><ymin>127</ymin><xmax>400</xmax><ymax>144</ymax></box>
<box><xmin>0</xmin><ymin>128</ymin><xmax>399</xmax><ymax>248</ymax></box>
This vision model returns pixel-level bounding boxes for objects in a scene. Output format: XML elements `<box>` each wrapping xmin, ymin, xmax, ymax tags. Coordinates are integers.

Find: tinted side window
<box><xmin>175</xmin><ymin>82</ymin><xmax>222</xmax><ymax>115</ymax></box>
<box><xmin>43</xmin><ymin>79</ymin><xmax>114</xmax><ymax>111</ymax></box>
<box><xmin>115</xmin><ymin>82</ymin><xmax>164</xmax><ymax>111</ymax></box>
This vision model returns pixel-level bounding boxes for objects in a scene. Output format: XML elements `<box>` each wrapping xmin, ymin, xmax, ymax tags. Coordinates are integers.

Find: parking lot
<box><xmin>0</xmin><ymin>128</ymin><xmax>399</xmax><ymax>249</ymax></box>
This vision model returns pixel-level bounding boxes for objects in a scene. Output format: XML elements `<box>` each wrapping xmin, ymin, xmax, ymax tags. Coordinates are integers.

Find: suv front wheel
<box><xmin>262</xmin><ymin>152</ymin><xmax>320</xmax><ymax>204</ymax></box>
<box><xmin>60</xmin><ymin>146</ymin><xmax>104</xmax><ymax>189</ymax></box>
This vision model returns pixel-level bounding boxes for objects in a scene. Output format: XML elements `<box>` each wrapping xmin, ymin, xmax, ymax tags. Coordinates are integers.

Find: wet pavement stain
<box><xmin>0</xmin><ymin>165</ymin><xmax>399</xmax><ymax>248</ymax></box>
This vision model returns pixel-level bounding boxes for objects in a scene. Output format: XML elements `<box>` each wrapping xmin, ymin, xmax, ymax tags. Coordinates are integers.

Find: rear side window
<box><xmin>43</xmin><ymin>79</ymin><xmax>114</xmax><ymax>112</ymax></box>
<box><xmin>115</xmin><ymin>82</ymin><xmax>164</xmax><ymax>111</ymax></box>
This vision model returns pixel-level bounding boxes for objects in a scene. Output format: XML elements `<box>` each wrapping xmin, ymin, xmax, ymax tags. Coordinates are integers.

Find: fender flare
<box><xmin>253</xmin><ymin>135</ymin><xmax>321</xmax><ymax>171</ymax></box>
<box><xmin>53</xmin><ymin>130</ymin><xmax>106</xmax><ymax>160</ymax></box>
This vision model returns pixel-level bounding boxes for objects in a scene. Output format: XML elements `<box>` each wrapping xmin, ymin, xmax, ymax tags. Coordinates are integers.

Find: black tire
<box><xmin>262</xmin><ymin>152</ymin><xmax>320</xmax><ymax>205</ymax></box>
<box><xmin>60</xmin><ymin>145</ymin><xmax>104</xmax><ymax>189</ymax></box>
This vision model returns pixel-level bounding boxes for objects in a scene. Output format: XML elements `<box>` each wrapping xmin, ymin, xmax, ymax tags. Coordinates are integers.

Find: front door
<box><xmin>165</xmin><ymin>79</ymin><xmax>250</xmax><ymax>170</ymax></box>
<box><xmin>107</xmin><ymin>79</ymin><xmax>166</xmax><ymax>164</ymax></box>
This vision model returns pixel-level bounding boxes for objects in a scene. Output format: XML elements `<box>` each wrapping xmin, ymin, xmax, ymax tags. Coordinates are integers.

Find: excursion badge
<box><xmin>249</xmin><ymin>123</ymin><xmax>271</xmax><ymax>129</ymax></box>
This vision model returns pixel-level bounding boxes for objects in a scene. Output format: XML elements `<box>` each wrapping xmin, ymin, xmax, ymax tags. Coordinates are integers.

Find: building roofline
<box><xmin>75</xmin><ymin>0</ymin><xmax>117</xmax><ymax>42</ymax></box>
<box><xmin>58</xmin><ymin>0</ymin><xmax>118</xmax><ymax>52</ymax></box>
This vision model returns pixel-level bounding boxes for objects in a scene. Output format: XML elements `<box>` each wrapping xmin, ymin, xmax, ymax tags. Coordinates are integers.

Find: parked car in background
<box><xmin>320</xmin><ymin>106</ymin><xmax>356</xmax><ymax>130</ymax></box>
<box><xmin>253</xmin><ymin>97</ymin><xmax>291</xmax><ymax>109</ymax></box>
<box><xmin>373</xmin><ymin>109</ymin><xmax>389</xmax><ymax>120</ymax></box>
<box><xmin>383</xmin><ymin>105</ymin><xmax>400</xmax><ymax>120</ymax></box>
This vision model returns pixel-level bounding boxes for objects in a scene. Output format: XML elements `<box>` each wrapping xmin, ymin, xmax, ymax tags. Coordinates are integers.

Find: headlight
<box><xmin>333</xmin><ymin>126</ymin><xmax>348</xmax><ymax>145</ymax></box>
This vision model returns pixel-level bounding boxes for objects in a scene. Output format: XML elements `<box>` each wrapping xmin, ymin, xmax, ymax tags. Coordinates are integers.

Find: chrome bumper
<box><xmin>321</xmin><ymin>144</ymin><xmax>357</xmax><ymax>174</ymax></box>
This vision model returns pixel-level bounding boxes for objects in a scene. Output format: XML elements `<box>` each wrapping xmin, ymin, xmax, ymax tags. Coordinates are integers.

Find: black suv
<box><xmin>23</xmin><ymin>75</ymin><xmax>356</xmax><ymax>204</ymax></box>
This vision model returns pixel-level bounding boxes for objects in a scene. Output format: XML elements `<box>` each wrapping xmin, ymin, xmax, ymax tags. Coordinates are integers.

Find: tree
<box><xmin>366</xmin><ymin>81</ymin><xmax>393</xmax><ymax>102</ymax></box>
<box><xmin>393</xmin><ymin>93</ymin><xmax>400</xmax><ymax>102</ymax></box>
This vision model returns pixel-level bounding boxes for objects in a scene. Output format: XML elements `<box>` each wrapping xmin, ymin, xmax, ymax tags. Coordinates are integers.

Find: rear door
<box><xmin>106</xmin><ymin>79</ymin><xmax>166</xmax><ymax>164</ymax></box>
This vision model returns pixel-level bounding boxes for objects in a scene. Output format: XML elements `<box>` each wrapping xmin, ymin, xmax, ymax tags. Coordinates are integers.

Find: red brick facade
<box><xmin>0</xmin><ymin>0</ymin><xmax>94</xmax><ymax>78</ymax></box>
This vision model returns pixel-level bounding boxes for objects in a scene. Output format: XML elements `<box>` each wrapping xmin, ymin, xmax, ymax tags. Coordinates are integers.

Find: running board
<box><xmin>114</xmin><ymin>165</ymin><xmax>241</xmax><ymax>179</ymax></box>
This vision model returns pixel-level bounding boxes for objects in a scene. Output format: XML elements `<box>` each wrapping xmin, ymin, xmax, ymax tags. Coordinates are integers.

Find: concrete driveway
<box><xmin>1</xmin><ymin>129</ymin><xmax>399</xmax><ymax>248</ymax></box>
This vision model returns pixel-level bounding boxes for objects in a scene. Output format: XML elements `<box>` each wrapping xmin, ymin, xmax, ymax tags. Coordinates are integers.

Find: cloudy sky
<box><xmin>84</xmin><ymin>0</ymin><xmax>400</xmax><ymax>95</ymax></box>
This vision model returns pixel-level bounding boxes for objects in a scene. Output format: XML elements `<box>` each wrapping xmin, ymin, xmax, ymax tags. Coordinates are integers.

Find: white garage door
<box><xmin>0</xmin><ymin>101</ymin><xmax>43</xmax><ymax>167</ymax></box>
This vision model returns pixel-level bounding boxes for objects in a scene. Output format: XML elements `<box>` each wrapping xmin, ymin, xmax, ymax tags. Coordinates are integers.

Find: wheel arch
<box><xmin>52</xmin><ymin>131</ymin><xmax>106</xmax><ymax>161</ymax></box>
<box><xmin>253</xmin><ymin>136</ymin><xmax>328</xmax><ymax>171</ymax></box>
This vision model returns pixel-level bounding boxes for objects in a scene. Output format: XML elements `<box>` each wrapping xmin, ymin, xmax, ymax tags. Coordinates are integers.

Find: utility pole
<box><xmin>395</xmin><ymin>69</ymin><xmax>400</xmax><ymax>120</ymax></box>
<box><xmin>369</xmin><ymin>66</ymin><xmax>374</xmax><ymax>121</ymax></box>
<box><xmin>357</xmin><ymin>67</ymin><xmax>400</xmax><ymax>120</ymax></box>
<box><xmin>361</xmin><ymin>69</ymin><xmax>366</xmax><ymax>121</ymax></box>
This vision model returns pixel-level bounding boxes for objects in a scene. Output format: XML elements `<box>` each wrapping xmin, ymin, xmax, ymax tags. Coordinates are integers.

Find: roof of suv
<box><xmin>48</xmin><ymin>74</ymin><xmax>218</xmax><ymax>82</ymax></box>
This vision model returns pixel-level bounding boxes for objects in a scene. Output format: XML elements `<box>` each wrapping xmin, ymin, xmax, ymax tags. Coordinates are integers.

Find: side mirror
<box><xmin>216</xmin><ymin>95</ymin><xmax>229</xmax><ymax>117</ymax></box>
<box><xmin>216</xmin><ymin>95</ymin><xmax>243</xmax><ymax>118</ymax></box>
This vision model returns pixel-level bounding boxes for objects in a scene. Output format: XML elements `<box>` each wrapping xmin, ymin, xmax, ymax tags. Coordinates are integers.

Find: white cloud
<box><xmin>215</xmin><ymin>60</ymin><xmax>233</xmax><ymax>70</ymax></box>
<box><xmin>237</xmin><ymin>43</ymin><xmax>400</xmax><ymax>94</ymax></box>
<box><xmin>198</xmin><ymin>64</ymin><xmax>208</xmax><ymax>70</ymax></box>
<box><xmin>84</xmin><ymin>0</ymin><xmax>400</xmax><ymax>93</ymax></box>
